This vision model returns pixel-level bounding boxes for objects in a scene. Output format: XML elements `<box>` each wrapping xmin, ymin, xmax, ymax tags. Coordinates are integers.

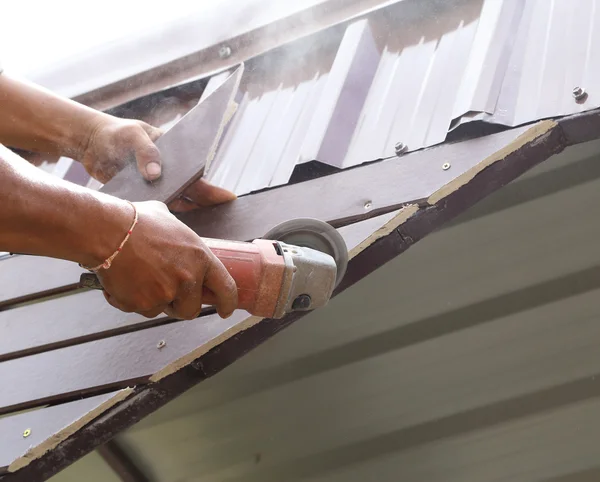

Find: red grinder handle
<box><xmin>79</xmin><ymin>238</ymin><xmax>287</xmax><ymax>318</ymax></box>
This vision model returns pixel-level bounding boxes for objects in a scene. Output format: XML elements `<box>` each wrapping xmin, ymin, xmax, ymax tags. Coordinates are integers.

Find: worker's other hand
<box><xmin>96</xmin><ymin>200</ymin><xmax>238</xmax><ymax>320</ymax></box>
<box><xmin>80</xmin><ymin>116</ymin><xmax>236</xmax><ymax>211</ymax></box>
<box><xmin>81</xmin><ymin>116</ymin><xmax>163</xmax><ymax>184</ymax></box>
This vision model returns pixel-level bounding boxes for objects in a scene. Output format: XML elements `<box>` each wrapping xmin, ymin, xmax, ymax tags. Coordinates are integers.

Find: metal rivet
<box><xmin>573</xmin><ymin>86</ymin><xmax>587</xmax><ymax>101</ymax></box>
<box><xmin>218</xmin><ymin>45</ymin><xmax>232</xmax><ymax>59</ymax></box>
<box><xmin>23</xmin><ymin>429</ymin><xmax>31</xmax><ymax>438</ymax></box>
<box><xmin>442</xmin><ymin>162</ymin><xmax>451</xmax><ymax>170</ymax></box>
<box><xmin>394</xmin><ymin>142</ymin><xmax>408</xmax><ymax>156</ymax></box>
<box><xmin>364</xmin><ymin>201</ymin><xmax>372</xmax><ymax>210</ymax></box>
<box><xmin>157</xmin><ymin>340</ymin><xmax>166</xmax><ymax>349</ymax></box>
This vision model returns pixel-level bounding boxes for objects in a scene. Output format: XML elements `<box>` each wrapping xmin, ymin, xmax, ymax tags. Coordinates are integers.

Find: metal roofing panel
<box><xmin>200</xmin><ymin>0</ymin><xmax>600</xmax><ymax>196</ymax></box>
<box><xmin>478</xmin><ymin>0</ymin><xmax>600</xmax><ymax>126</ymax></box>
<box><xmin>452</xmin><ymin>0</ymin><xmax>523</xmax><ymax>118</ymax></box>
<box><xmin>204</xmin><ymin>20</ymin><xmax>382</xmax><ymax>194</ymax></box>
<box><xmin>205</xmin><ymin>1</ymin><xmax>489</xmax><ymax>194</ymax></box>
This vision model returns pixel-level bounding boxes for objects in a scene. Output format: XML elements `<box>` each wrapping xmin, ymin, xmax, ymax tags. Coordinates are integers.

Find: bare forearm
<box><xmin>0</xmin><ymin>145</ymin><xmax>131</xmax><ymax>266</ymax></box>
<box><xmin>0</xmin><ymin>73</ymin><xmax>111</xmax><ymax>160</ymax></box>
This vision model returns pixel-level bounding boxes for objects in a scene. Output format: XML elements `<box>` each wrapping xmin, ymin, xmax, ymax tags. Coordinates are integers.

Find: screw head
<box><xmin>292</xmin><ymin>294</ymin><xmax>312</xmax><ymax>311</ymax></box>
<box><xmin>442</xmin><ymin>162</ymin><xmax>451</xmax><ymax>170</ymax></box>
<box><xmin>23</xmin><ymin>429</ymin><xmax>31</xmax><ymax>438</ymax></box>
<box><xmin>394</xmin><ymin>142</ymin><xmax>408</xmax><ymax>156</ymax></box>
<box><xmin>218</xmin><ymin>45</ymin><xmax>232</xmax><ymax>59</ymax></box>
<box><xmin>157</xmin><ymin>340</ymin><xmax>166</xmax><ymax>349</ymax></box>
<box><xmin>573</xmin><ymin>86</ymin><xmax>587</xmax><ymax>101</ymax></box>
<box><xmin>364</xmin><ymin>201</ymin><xmax>372</xmax><ymax>210</ymax></box>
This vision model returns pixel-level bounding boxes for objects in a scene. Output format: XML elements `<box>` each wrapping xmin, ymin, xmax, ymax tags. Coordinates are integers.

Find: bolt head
<box><xmin>218</xmin><ymin>45</ymin><xmax>232</xmax><ymax>59</ymax></box>
<box><xmin>157</xmin><ymin>340</ymin><xmax>166</xmax><ymax>349</ymax></box>
<box><xmin>23</xmin><ymin>428</ymin><xmax>31</xmax><ymax>438</ymax></box>
<box><xmin>394</xmin><ymin>142</ymin><xmax>408</xmax><ymax>156</ymax></box>
<box><xmin>573</xmin><ymin>86</ymin><xmax>587</xmax><ymax>101</ymax></box>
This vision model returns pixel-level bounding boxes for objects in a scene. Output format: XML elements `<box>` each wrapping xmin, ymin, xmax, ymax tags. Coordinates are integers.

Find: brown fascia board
<box><xmin>3</xmin><ymin>109</ymin><xmax>595</xmax><ymax>482</ymax></box>
<box><xmin>0</xmin><ymin>121</ymin><xmax>553</xmax><ymax>308</ymax></box>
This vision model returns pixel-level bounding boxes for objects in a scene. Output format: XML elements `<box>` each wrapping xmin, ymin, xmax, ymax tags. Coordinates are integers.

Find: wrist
<box><xmin>76</xmin><ymin>194</ymin><xmax>136</xmax><ymax>269</ymax></box>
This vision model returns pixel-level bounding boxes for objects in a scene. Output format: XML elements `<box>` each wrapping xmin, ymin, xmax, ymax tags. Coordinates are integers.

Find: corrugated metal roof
<box><xmin>479</xmin><ymin>0</ymin><xmax>600</xmax><ymax>126</ymax></box>
<box><xmin>21</xmin><ymin>0</ymin><xmax>599</xmax><ymax>198</ymax></box>
<box><xmin>201</xmin><ymin>0</ymin><xmax>600</xmax><ymax>195</ymax></box>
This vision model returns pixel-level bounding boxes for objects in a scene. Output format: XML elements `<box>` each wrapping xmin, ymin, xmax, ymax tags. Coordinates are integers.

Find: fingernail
<box><xmin>146</xmin><ymin>162</ymin><xmax>161</xmax><ymax>179</ymax></box>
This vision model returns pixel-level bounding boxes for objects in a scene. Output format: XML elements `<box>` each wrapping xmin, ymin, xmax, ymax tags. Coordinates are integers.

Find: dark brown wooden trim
<box><xmin>97</xmin><ymin>440</ymin><xmax>149</xmax><ymax>482</ymax></box>
<box><xmin>557</xmin><ymin>108</ymin><xmax>600</xmax><ymax>146</ymax></box>
<box><xmin>0</xmin><ymin>123</ymin><xmax>539</xmax><ymax>308</ymax></box>
<box><xmin>0</xmin><ymin>212</ymin><xmax>400</xmax><ymax>414</ymax></box>
<box><xmin>1</xmin><ymin>111</ymin><xmax>577</xmax><ymax>481</ymax></box>
<box><xmin>0</xmin><ymin>392</ymin><xmax>128</xmax><ymax>474</ymax></box>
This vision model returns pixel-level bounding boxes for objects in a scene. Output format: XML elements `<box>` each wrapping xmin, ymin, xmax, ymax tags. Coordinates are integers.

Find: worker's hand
<box><xmin>80</xmin><ymin>115</ymin><xmax>236</xmax><ymax>211</ymax></box>
<box><xmin>96</xmin><ymin>200</ymin><xmax>238</xmax><ymax>320</ymax></box>
<box><xmin>81</xmin><ymin>117</ymin><xmax>163</xmax><ymax>183</ymax></box>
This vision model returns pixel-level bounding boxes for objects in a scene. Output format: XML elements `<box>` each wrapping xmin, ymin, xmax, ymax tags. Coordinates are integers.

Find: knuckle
<box><xmin>122</xmin><ymin>122</ymin><xmax>141</xmax><ymax>136</ymax></box>
<box><xmin>176</xmin><ymin>267</ymin><xmax>198</xmax><ymax>287</ymax></box>
<box><xmin>194</xmin><ymin>245</ymin><xmax>210</xmax><ymax>262</ymax></box>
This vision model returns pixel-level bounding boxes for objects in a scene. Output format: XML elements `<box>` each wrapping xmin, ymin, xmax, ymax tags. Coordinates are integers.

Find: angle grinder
<box><xmin>79</xmin><ymin>218</ymin><xmax>348</xmax><ymax>319</ymax></box>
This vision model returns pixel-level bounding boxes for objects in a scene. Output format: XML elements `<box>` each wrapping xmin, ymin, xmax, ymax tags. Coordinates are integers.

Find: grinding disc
<box><xmin>263</xmin><ymin>218</ymin><xmax>348</xmax><ymax>287</ymax></box>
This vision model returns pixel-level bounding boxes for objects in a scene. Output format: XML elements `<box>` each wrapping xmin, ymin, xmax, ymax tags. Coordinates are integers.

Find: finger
<box><xmin>130</xmin><ymin>127</ymin><xmax>162</xmax><ymax>181</ymax></box>
<box><xmin>139</xmin><ymin>122</ymin><xmax>164</xmax><ymax>142</ymax></box>
<box><xmin>168</xmin><ymin>279</ymin><xmax>205</xmax><ymax>320</ymax></box>
<box><xmin>202</xmin><ymin>254</ymin><xmax>238</xmax><ymax>318</ymax></box>
<box><xmin>181</xmin><ymin>178</ymin><xmax>237</xmax><ymax>207</ymax></box>
<box><xmin>137</xmin><ymin>306</ymin><xmax>168</xmax><ymax>319</ymax></box>
<box><xmin>167</xmin><ymin>197</ymin><xmax>199</xmax><ymax>213</ymax></box>
<box><xmin>105</xmin><ymin>290</ymin><xmax>167</xmax><ymax>318</ymax></box>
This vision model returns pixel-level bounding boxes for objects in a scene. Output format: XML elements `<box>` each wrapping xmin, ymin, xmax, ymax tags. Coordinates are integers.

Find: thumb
<box><xmin>131</xmin><ymin>127</ymin><xmax>162</xmax><ymax>181</ymax></box>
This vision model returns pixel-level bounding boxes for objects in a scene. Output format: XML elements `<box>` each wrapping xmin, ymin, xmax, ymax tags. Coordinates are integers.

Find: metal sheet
<box><xmin>475</xmin><ymin>0</ymin><xmax>600</xmax><ymax>126</ymax></box>
<box><xmin>202</xmin><ymin>0</ymin><xmax>600</xmax><ymax>193</ymax></box>
<box><xmin>208</xmin><ymin>0</ymin><xmax>489</xmax><ymax>192</ymax></box>
<box><xmin>100</xmin><ymin>66</ymin><xmax>242</xmax><ymax>203</ymax></box>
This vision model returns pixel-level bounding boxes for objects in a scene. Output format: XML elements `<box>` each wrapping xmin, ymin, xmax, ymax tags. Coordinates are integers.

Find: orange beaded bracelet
<box><xmin>80</xmin><ymin>201</ymin><xmax>138</xmax><ymax>272</ymax></box>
